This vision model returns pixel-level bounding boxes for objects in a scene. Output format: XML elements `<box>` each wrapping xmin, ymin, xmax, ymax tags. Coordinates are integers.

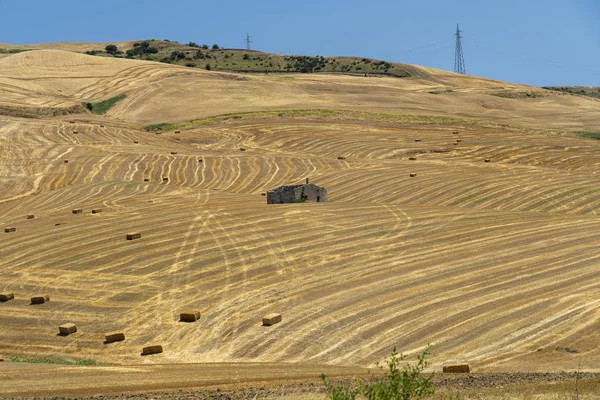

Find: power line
<box><xmin>397</xmin><ymin>38</ymin><xmax>453</xmax><ymax>55</ymax></box>
<box><xmin>466</xmin><ymin>37</ymin><xmax>600</xmax><ymax>76</ymax></box>
<box><xmin>245</xmin><ymin>33</ymin><xmax>252</xmax><ymax>51</ymax></box>
<box><xmin>454</xmin><ymin>23</ymin><xmax>466</xmax><ymax>74</ymax></box>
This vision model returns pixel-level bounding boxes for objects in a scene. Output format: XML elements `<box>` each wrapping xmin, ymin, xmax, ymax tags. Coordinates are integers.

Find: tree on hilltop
<box><xmin>105</xmin><ymin>44</ymin><xmax>118</xmax><ymax>54</ymax></box>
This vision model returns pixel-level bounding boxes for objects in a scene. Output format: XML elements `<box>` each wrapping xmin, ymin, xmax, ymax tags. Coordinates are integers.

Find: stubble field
<box><xmin>1</xmin><ymin>47</ymin><xmax>600</xmax><ymax>397</ymax></box>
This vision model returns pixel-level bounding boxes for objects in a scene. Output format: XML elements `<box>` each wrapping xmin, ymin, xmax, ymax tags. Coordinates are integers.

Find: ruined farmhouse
<box><xmin>267</xmin><ymin>179</ymin><xmax>327</xmax><ymax>204</ymax></box>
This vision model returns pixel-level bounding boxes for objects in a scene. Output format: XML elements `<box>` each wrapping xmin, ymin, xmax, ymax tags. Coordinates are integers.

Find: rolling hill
<box><xmin>1</xmin><ymin>44</ymin><xmax>600</xmax><ymax>394</ymax></box>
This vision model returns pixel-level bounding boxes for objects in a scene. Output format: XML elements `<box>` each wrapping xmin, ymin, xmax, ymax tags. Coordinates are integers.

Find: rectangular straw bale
<box><xmin>443</xmin><ymin>364</ymin><xmax>470</xmax><ymax>373</ymax></box>
<box><xmin>408</xmin><ymin>157</ymin><xmax>417</xmax><ymax>161</ymax></box>
<box><xmin>126</xmin><ymin>232</ymin><xmax>141</xmax><ymax>240</ymax></box>
<box><xmin>64</xmin><ymin>160</ymin><xmax>69</xmax><ymax>163</ymax></box>
<box><xmin>240</xmin><ymin>148</ymin><xmax>246</xmax><ymax>151</ymax></box>
<box><xmin>410</xmin><ymin>173</ymin><xmax>417</xmax><ymax>177</ymax></box>
<box><xmin>453</xmin><ymin>131</ymin><xmax>459</xmax><ymax>134</ymax></box>
<box><xmin>31</xmin><ymin>295</ymin><xmax>50</xmax><ymax>304</ymax></box>
<box><xmin>27</xmin><ymin>215</ymin><xmax>35</xmax><ymax>219</ymax></box>
<box><xmin>0</xmin><ymin>293</ymin><xmax>14</xmax><ymax>302</ymax></box>
<box><xmin>162</xmin><ymin>177</ymin><xmax>169</xmax><ymax>181</ymax></box>
<box><xmin>415</xmin><ymin>139</ymin><xmax>422</xmax><ymax>142</ymax></box>
<box><xmin>105</xmin><ymin>332</ymin><xmax>125</xmax><ymax>343</ymax></box>
<box><xmin>5</xmin><ymin>227</ymin><xmax>16</xmax><ymax>233</ymax></box>
<box><xmin>175</xmin><ymin>130</ymin><xmax>181</xmax><ymax>134</ymax></box>
<box><xmin>72</xmin><ymin>209</ymin><xmax>83</xmax><ymax>214</ymax></box>
<box><xmin>142</xmin><ymin>345</ymin><xmax>163</xmax><ymax>355</ymax></box>
<box><xmin>91</xmin><ymin>209</ymin><xmax>102</xmax><ymax>214</ymax></box>
<box><xmin>171</xmin><ymin>152</ymin><xmax>177</xmax><ymax>155</ymax></box>
<box><xmin>337</xmin><ymin>156</ymin><xmax>346</xmax><ymax>160</ymax></box>
<box><xmin>180</xmin><ymin>311</ymin><xmax>201</xmax><ymax>322</ymax></box>
<box><xmin>262</xmin><ymin>313</ymin><xmax>282</xmax><ymax>326</ymax></box>
<box><xmin>484</xmin><ymin>159</ymin><xmax>491</xmax><ymax>163</ymax></box>
<box><xmin>59</xmin><ymin>323</ymin><xmax>77</xmax><ymax>335</ymax></box>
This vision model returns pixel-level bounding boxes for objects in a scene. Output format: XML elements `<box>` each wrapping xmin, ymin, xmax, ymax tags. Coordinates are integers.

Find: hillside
<box><xmin>1</xmin><ymin>45</ymin><xmax>600</xmax><ymax>396</ymax></box>
<box><xmin>543</xmin><ymin>86</ymin><xmax>600</xmax><ymax>99</ymax></box>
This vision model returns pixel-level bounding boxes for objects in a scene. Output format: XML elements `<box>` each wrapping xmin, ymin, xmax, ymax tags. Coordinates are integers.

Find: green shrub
<box><xmin>105</xmin><ymin>44</ymin><xmax>118</xmax><ymax>54</ymax></box>
<box><xmin>10</xmin><ymin>356</ymin><xmax>100</xmax><ymax>366</ymax></box>
<box><xmin>243</xmin><ymin>53</ymin><xmax>250</xmax><ymax>60</ymax></box>
<box><xmin>201</xmin><ymin>44</ymin><xmax>209</xmax><ymax>49</ymax></box>
<box><xmin>205</xmin><ymin>63</ymin><xmax>211</xmax><ymax>70</ymax></box>
<box><xmin>212</xmin><ymin>44</ymin><xmax>220</xmax><ymax>50</ymax></box>
<box><xmin>83</xmin><ymin>93</ymin><xmax>126</xmax><ymax>114</ymax></box>
<box><xmin>322</xmin><ymin>346</ymin><xmax>435</xmax><ymax>400</ymax></box>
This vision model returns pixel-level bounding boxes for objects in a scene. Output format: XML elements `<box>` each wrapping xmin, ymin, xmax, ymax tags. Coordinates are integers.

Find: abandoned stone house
<box><xmin>267</xmin><ymin>179</ymin><xmax>327</xmax><ymax>204</ymax></box>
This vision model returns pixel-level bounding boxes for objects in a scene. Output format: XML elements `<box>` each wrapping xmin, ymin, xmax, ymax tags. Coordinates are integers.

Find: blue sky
<box><xmin>1</xmin><ymin>0</ymin><xmax>598</xmax><ymax>86</ymax></box>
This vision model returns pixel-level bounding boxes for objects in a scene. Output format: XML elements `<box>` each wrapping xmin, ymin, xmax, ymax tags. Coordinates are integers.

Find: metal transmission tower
<box><xmin>245</xmin><ymin>33</ymin><xmax>252</xmax><ymax>51</ymax></box>
<box><xmin>454</xmin><ymin>24</ymin><xmax>466</xmax><ymax>74</ymax></box>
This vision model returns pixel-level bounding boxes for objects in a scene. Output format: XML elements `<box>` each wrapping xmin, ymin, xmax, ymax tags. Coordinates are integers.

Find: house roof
<box><xmin>268</xmin><ymin>183</ymin><xmax>324</xmax><ymax>193</ymax></box>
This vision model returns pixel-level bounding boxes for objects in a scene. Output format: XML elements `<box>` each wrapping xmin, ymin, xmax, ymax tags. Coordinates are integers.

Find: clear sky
<box><xmin>1</xmin><ymin>0</ymin><xmax>599</xmax><ymax>87</ymax></box>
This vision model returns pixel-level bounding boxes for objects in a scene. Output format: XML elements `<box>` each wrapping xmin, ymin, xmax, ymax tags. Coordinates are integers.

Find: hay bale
<box><xmin>69</xmin><ymin>121</ymin><xmax>75</xmax><ymax>124</ymax></box>
<box><xmin>240</xmin><ymin>148</ymin><xmax>246</xmax><ymax>151</ymax></box>
<box><xmin>410</xmin><ymin>173</ymin><xmax>417</xmax><ymax>177</ymax></box>
<box><xmin>170</xmin><ymin>151</ymin><xmax>177</xmax><ymax>155</ymax></box>
<box><xmin>64</xmin><ymin>160</ymin><xmax>69</xmax><ymax>163</ymax></box>
<box><xmin>261</xmin><ymin>193</ymin><xmax>266</xmax><ymax>196</ymax></box>
<box><xmin>337</xmin><ymin>156</ymin><xmax>346</xmax><ymax>160</ymax></box>
<box><xmin>72</xmin><ymin>209</ymin><xmax>83</xmax><ymax>214</ymax></box>
<box><xmin>31</xmin><ymin>295</ymin><xmax>50</xmax><ymax>304</ymax></box>
<box><xmin>59</xmin><ymin>323</ymin><xmax>77</xmax><ymax>335</ymax></box>
<box><xmin>415</xmin><ymin>139</ymin><xmax>422</xmax><ymax>142</ymax></box>
<box><xmin>142</xmin><ymin>345</ymin><xmax>163</xmax><ymax>355</ymax></box>
<box><xmin>262</xmin><ymin>313</ymin><xmax>282</xmax><ymax>326</ymax></box>
<box><xmin>453</xmin><ymin>143</ymin><xmax>459</xmax><ymax>146</ymax></box>
<box><xmin>453</xmin><ymin>131</ymin><xmax>459</xmax><ymax>135</ymax></box>
<box><xmin>100</xmin><ymin>124</ymin><xmax>104</xmax><ymax>128</ymax></box>
<box><xmin>144</xmin><ymin>178</ymin><xmax>149</xmax><ymax>182</ymax></box>
<box><xmin>0</xmin><ymin>293</ymin><xmax>15</xmax><ymax>302</ymax></box>
<box><xmin>443</xmin><ymin>364</ymin><xmax>470</xmax><ymax>373</ymax></box>
<box><xmin>26</xmin><ymin>215</ymin><xmax>34</xmax><ymax>219</ymax></box>
<box><xmin>198</xmin><ymin>159</ymin><xmax>203</xmax><ymax>163</ymax></box>
<box><xmin>91</xmin><ymin>209</ymin><xmax>102</xmax><ymax>214</ymax></box>
<box><xmin>73</xmin><ymin>131</ymin><xmax>78</xmax><ymax>134</ymax></box>
<box><xmin>134</xmin><ymin>141</ymin><xmax>139</xmax><ymax>144</ymax></box>
<box><xmin>105</xmin><ymin>332</ymin><xmax>125</xmax><ymax>343</ymax></box>
<box><xmin>175</xmin><ymin>130</ymin><xmax>181</xmax><ymax>134</ymax></box>
<box><xmin>180</xmin><ymin>311</ymin><xmax>201</xmax><ymax>322</ymax></box>
<box><xmin>162</xmin><ymin>177</ymin><xmax>169</xmax><ymax>182</ymax></box>
<box><xmin>155</xmin><ymin>132</ymin><xmax>161</xmax><ymax>135</ymax></box>
<box><xmin>126</xmin><ymin>232</ymin><xmax>141</xmax><ymax>240</ymax></box>
<box><xmin>456</xmin><ymin>139</ymin><xmax>462</xmax><ymax>142</ymax></box>
<box><xmin>408</xmin><ymin>157</ymin><xmax>417</xmax><ymax>161</ymax></box>
<box><xmin>4</xmin><ymin>227</ymin><xmax>16</xmax><ymax>233</ymax></box>
<box><xmin>484</xmin><ymin>159</ymin><xmax>491</xmax><ymax>163</ymax></box>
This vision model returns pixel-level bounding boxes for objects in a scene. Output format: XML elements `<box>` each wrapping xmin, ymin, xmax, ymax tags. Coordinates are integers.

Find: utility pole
<box><xmin>245</xmin><ymin>33</ymin><xmax>252</xmax><ymax>51</ymax></box>
<box><xmin>454</xmin><ymin>24</ymin><xmax>466</xmax><ymax>74</ymax></box>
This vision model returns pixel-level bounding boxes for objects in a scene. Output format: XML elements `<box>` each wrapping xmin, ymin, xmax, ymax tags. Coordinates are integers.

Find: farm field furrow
<box><xmin>1</xmin><ymin>49</ymin><xmax>600</xmax><ymax>385</ymax></box>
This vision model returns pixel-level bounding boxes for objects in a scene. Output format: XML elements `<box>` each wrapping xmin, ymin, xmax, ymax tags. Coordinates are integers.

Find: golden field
<box><xmin>1</xmin><ymin>46</ymin><xmax>600</xmax><ymax>396</ymax></box>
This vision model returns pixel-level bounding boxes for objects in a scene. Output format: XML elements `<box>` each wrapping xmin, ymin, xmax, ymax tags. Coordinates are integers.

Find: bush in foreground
<box><xmin>321</xmin><ymin>346</ymin><xmax>435</xmax><ymax>400</ymax></box>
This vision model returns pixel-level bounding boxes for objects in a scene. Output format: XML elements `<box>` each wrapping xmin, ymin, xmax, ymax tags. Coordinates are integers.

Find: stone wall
<box><xmin>267</xmin><ymin>183</ymin><xmax>327</xmax><ymax>204</ymax></box>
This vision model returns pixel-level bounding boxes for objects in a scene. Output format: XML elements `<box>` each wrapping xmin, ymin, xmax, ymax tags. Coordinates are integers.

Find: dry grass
<box><xmin>1</xmin><ymin>47</ymin><xmax>600</xmax><ymax>394</ymax></box>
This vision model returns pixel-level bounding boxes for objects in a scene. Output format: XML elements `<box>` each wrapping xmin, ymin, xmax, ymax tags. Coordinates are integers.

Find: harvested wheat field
<box><xmin>1</xmin><ymin>47</ymin><xmax>600</xmax><ymax>396</ymax></box>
